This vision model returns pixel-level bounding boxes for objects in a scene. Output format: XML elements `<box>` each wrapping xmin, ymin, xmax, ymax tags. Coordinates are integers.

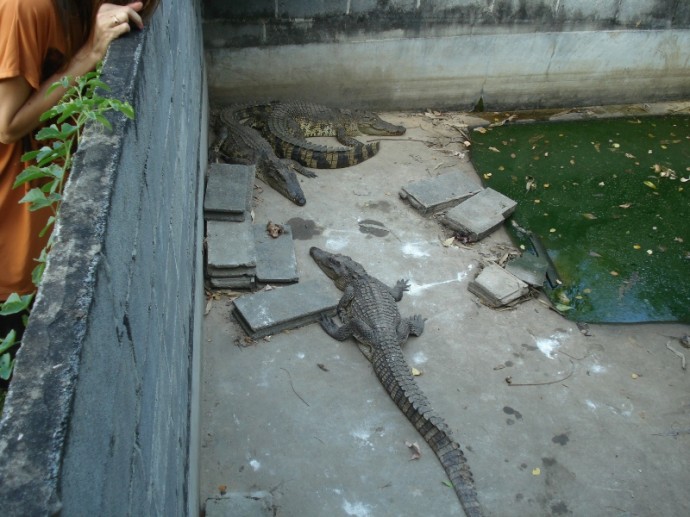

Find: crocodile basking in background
<box><xmin>210</xmin><ymin>105</ymin><xmax>315</xmax><ymax>206</ymax></box>
<box><xmin>243</xmin><ymin>100</ymin><xmax>406</xmax><ymax>169</ymax></box>
<box><xmin>310</xmin><ymin>247</ymin><xmax>482</xmax><ymax>517</ymax></box>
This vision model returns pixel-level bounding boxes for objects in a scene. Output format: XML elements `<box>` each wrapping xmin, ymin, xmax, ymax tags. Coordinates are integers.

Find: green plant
<box><xmin>0</xmin><ymin>65</ymin><xmax>134</xmax><ymax>383</ymax></box>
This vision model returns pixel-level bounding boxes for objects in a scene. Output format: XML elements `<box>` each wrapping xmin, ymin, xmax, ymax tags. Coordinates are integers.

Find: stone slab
<box><xmin>232</xmin><ymin>280</ymin><xmax>338</xmax><ymax>338</ymax></box>
<box><xmin>206</xmin><ymin>220</ymin><xmax>256</xmax><ymax>271</ymax></box>
<box><xmin>204</xmin><ymin>163</ymin><xmax>255</xmax><ymax>221</ymax></box>
<box><xmin>468</xmin><ymin>264</ymin><xmax>529</xmax><ymax>307</ymax></box>
<box><xmin>399</xmin><ymin>169</ymin><xmax>482</xmax><ymax>215</ymax></box>
<box><xmin>253</xmin><ymin>223</ymin><xmax>299</xmax><ymax>284</ymax></box>
<box><xmin>205</xmin><ymin>492</ymin><xmax>274</xmax><ymax>517</ymax></box>
<box><xmin>208</xmin><ymin>276</ymin><xmax>256</xmax><ymax>290</ymax></box>
<box><xmin>505</xmin><ymin>253</ymin><xmax>549</xmax><ymax>287</ymax></box>
<box><xmin>440</xmin><ymin>187</ymin><xmax>517</xmax><ymax>241</ymax></box>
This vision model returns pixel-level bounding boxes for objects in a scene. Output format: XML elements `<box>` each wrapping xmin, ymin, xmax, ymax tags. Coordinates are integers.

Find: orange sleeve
<box><xmin>0</xmin><ymin>0</ymin><xmax>62</xmax><ymax>89</ymax></box>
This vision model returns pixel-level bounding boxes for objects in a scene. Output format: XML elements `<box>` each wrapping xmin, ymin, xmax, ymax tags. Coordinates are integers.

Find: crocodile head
<box><xmin>262</xmin><ymin>158</ymin><xmax>307</xmax><ymax>206</ymax></box>
<box><xmin>310</xmin><ymin>247</ymin><xmax>367</xmax><ymax>290</ymax></box>
<box><xmin>352</xmin><ymin>110</ymin><xmax>406</xmax><ymax>136</ymax></box>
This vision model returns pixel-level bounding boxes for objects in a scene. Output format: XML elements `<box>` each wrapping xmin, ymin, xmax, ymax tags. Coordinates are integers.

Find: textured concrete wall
<box><xmin>203</xmin><ymin>0</ymin><xmax>690</xmax><ymax>109</ymax></box>
<box><xmin>0</xmin><ymin>1</ymin><xmax>206</xmax><ymax>515</ymax></box>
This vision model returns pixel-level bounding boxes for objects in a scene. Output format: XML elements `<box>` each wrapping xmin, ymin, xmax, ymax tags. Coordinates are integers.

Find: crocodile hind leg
<box><xmin>396</xmin><ymin>314</ymin><xmax>425</xmax><ymax>344</ymax></box>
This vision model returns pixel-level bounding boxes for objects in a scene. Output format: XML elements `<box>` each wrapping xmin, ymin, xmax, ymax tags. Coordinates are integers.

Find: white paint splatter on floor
<box><xmin>407</xmin><ymin>271</ymin><xmax>468</xmax><ymax>296</ymax></box>
<box><xmin>532</xmin><ymin>330</ymin><xmax>571</xmax><ymax>358</ymax></box>
<box><xmin>412</xmin><ymin>351</ymin><xmax>428</xmax><ymax>364</ymax></box>
<box><xmin>350</xmin><ymin>428</ymin><xmax>374</xmax><ymax>449</ymax></box>
<box><xmin>401</xmin><ymin>241</ymin><xmax>431</xmax><ymax>257</ymax></box>
<box><xmin>249</xmin><ymin>459</ymin><xmax>261</xmax><ymax>471</ymax></box>
<box><xmin>342</xmin><ymin>499</ymin><xmax>373</xmax><ymax>517</ymax></box>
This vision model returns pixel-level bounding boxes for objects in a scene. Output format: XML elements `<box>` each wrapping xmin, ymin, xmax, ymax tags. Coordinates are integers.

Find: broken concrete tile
<box><xmin>399</xmin><ymin>169</ymin><xmax>483</xmax><ymax>215</ymax></box>
<box><xmin>468</xmin><ymin>264</ymin><xmax>529</xmax><ymax>307</ymax></box>
<box><xmin>505</xmin><ymin>253</ymin><xmax>549</xmax><ymax>287</ymax></box>
<box><xmin>204</xmin><ymin>163</ymin><xmax>255</xmax><ymax>221</ymax></box>
<box><xmin>233</xmin><ymin>280</ymin><xmax>338</xmax><ymax>338</ymax></box>
<box><xmin>253</xmin><ymin>223</ymin><xmax>298</xmax><ymax>284</ymax></box>
<box><xmin>440</xmin><ymin>187</ymin><xmax>517</xmax><ymax>241</ymax></box>
<box><xmin>205</xmin><ymin>492</ymin><xmax>273</xmax><ymax>517</ymax></box>
<box><xmin>206</xmin><ymin>220</ymin><xmax>256</xmax><ymax>273</ymax></box>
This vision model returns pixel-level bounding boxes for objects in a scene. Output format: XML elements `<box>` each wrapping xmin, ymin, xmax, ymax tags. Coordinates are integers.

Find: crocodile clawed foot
<box><xmin>410</xmin><ymin>314</ymin><xmax>425</xmax><ymax>336</ymax></box>
<box><xmin>319</xmin><ymin>313</ymin><xmax>338</xmax><ymax>333</ymax></box>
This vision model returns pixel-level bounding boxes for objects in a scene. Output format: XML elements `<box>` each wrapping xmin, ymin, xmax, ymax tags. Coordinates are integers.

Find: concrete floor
<box><xmin>200</xmin><ymin>107</ymin><xmax>690</xmax><ymax>517</ymax></box>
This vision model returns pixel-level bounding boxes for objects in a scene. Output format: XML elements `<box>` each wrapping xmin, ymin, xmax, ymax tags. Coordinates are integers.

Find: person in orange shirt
<box><xmin>0</xmin><ymin>0</ymin><xmax>158</xmax><ymax>336</ymax></box>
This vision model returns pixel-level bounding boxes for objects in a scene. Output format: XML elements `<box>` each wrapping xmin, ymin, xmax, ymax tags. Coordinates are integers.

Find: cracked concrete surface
<box><xmin>200</xmin><ymin>106</ymin><xmax>690</xmax><ymax>516</ymax></box>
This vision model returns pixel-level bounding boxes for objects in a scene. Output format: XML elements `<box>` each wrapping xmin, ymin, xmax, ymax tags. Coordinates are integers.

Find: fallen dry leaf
<box><xmin>411</xmin><ymin>367</ymin><xmax>422</xmax><ymax>376</ymax></box>
<box><xmin>405</xmin><ymin>441</ymin><xmax>422</xmax><ymax>460</ymax></box>
<box><xmin>267</xmin><ymin>221</ymin><xmax>284</xmax><ymax>238</ymax></box>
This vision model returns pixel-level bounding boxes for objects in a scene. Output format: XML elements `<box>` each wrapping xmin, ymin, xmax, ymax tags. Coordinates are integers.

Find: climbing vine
<box><xmin>0</xmin><ymin>64</ymin><xmax>134</xmax><ymax>383</ymax></box>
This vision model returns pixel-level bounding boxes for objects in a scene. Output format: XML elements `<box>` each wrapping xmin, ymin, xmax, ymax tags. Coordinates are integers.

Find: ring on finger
<box><xmin>112</xmin><ymin>15</ymin><xmax>120</xmax><ymax>26</ymax></box>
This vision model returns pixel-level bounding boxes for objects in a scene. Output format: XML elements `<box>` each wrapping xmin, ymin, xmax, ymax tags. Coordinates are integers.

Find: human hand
<box><xmin>73</xmin><ymin>2</ymin><xmax>145</xmax><ymax>73</ymax></box>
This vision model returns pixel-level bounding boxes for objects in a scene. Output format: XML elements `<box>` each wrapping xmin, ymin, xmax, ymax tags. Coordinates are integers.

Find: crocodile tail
<box><xmin>372</xmin><ymin>344</ymin><xmax>483</xmax><ymax>517</ymax></box>
<box><xmin>270</xmin><ymin>134</ymin><xmax>380</xmax><ymax>169</ymax></box>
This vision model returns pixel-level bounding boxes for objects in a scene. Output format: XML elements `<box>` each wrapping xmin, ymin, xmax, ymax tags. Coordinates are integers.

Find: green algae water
<box><xmin>470</xmin><ymin>115</ymin><xmax>690</xmax><ymax>323</ymax></box>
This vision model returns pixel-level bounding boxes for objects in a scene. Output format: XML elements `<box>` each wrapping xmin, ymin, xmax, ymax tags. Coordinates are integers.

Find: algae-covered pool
<box><xmin>470</xmin><ymin>114</ymin><xmax>690</xmax><ymax>324</ymax></box>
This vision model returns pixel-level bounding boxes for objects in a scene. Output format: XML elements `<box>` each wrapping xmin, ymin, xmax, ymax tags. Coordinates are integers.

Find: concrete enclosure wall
<box><xmin>0</xmin><ymin>0</ymin><xmax>206</xmax><ymax>515</ymax></box>
<box><xmin>204</xmin><ymin>0</ymin><xmax>690</xmax><ymax>109</ymax></box>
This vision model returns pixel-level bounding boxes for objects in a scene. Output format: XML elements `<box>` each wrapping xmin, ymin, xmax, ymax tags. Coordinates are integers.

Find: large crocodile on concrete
<box><xmin>310</xmin><ymin>247</ymin><xmax>482</xmax><ymax>517</ymax></box>
<box><xmin>248</xmin><ymin>100</ymin><xmax>406</xmax><ymax>169</ymax></box>
<box><xmin>211</xmin><ymin>106</ymin><xmax>316</xmax><ymax>206</ymax></box>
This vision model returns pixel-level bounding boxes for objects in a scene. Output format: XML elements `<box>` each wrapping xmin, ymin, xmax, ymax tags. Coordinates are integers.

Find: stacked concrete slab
<box><xmin>204</xmin><ymin>163</ymin><xmax>298</xmax><ymax>289</ymax></box>
<box><xmin>204</xmin><ymin>162</ymin><xmax>338</xmax><ymax>338</ymax></box>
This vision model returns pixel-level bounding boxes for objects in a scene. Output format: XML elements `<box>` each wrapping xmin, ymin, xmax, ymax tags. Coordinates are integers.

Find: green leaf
<box><xmin>38</xmin><ymin>216</ymin><xmax>56</xmax><ymax>238</ymax></box>
<box><xmin>35</xmin><ymin>125</ymin><xmax>63</xmax><ymax>141</ymax></box>
<box><xmin>31</xmin><ymin>261</ymin><xmax>46</xmax><ymax>285</ymax></box>
<box><xmin>0</xmin><ymin>352</ymin><xmax>15</xmax><ymax>381</ymax></box>
<box><xmin>95</xmin><ymin>113</ymin><xmax>112</xmax><ymax>130</ymax></box>
<box><xmin>117</xmin><ymin>102</ymin><xmax>135</xmax><ymax>119</ymax></box>
<box><xmin>0</xmin><ymin>330</ymin><xmax>17</xmax><ymax>355</ymax></box>
<box><xmin>13</xmin><ymin>166</ymin><xmax>50</xmax><ymax>187</ymax></box>
<box><xmin>0</xmin><ymin>293</ymin><xmax>33</xmax><ymax>315</ymax></box>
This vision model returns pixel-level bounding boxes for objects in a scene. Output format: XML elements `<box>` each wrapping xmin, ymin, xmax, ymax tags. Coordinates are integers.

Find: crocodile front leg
<box><xmin>389</xmin><ymin>279</ymin><xmax>410</xmax><ymax>302</ymax></box>
<box><xmin>282</xmin><ymin>159</ymin><xmax>317</xmax><ymax>178</ymax></box>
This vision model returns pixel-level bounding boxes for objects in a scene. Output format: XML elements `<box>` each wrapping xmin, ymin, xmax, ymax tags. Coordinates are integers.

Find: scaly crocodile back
<box><xmin>266</xmin><ymin>101</ymin><xmax>380</xmax><ymax>169</ymax></box>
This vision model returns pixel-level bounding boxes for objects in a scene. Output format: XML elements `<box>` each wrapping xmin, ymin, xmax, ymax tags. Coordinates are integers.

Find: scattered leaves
<box><xmin>317</xmin><ymin>363</ymin><xmax>329</xmax><ymax>372</ymax></box>
<box><xmin>532</xmin><ymin>467</ymin><xmax>541</xmax><ymax>476</ymax></box>
<box><xmin>411</xmin><ymin>367</ymin><xmax>422</xmax><ymax>376</ymax></box>
<box><xmin>582</xmin><ymin>213</ymin><xmax>597</xmax><ymax>220</ymax></box>
<box><xmin>618</xmin><ymin>202</ymin><xmax>632</xmax><ymax>209</ymax></box>
<box><xmin>218</xmin><ymin>485</ymin><xmax>227</xmax><ymax>495</ymax></box>
<box><xmin>488</xmin><ymin>146</ymin><xmax>500</xmax><ymax>153</ymax></box>
<box><xmin>643</xmin><ymin>180</ymin><xmax>657</xmax><ymax>189</ymax></box>
<box><xmin>406</xmin><ymin>441</ymin><xmax>422</xmax><ymax>460</ymax></box>
<box><xmin>266</xmin><ymin>221</ymin><xmax>284</xmax><ymax>238</ymax></box>
<box><xmin>525</xmin><ymin>176</ymin><xmax>537</xmax><ymax>191</ymax></box>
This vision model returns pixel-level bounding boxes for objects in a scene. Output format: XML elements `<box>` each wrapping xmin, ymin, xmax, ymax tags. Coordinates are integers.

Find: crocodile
<box><xmin>247</xmin><ymin>101</ymin><xmax>406</xmax><ymax>169</ymax></box>
<box><xmin>310</xmin><ymin>247</ymin><xmax>482</xmax><ymax>517</ymax></box>
<box><xmin>210</xmin><ymin>105</ymin><xmax>316</xmax><ymax>206</ymax></box>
